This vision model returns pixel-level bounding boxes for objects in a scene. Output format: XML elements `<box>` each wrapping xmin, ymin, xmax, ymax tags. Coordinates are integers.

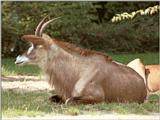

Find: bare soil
<box><xmin>2</xmin><ymin>75</ymin><xmax>52</xmax><ymax>91</ymax></box>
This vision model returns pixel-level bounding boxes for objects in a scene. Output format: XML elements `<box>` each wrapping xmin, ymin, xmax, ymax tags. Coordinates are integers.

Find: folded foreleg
<box><xmin>66</xmin><ymin>83</ymin><xmax>105</xmax><ymax>104</ymax></box>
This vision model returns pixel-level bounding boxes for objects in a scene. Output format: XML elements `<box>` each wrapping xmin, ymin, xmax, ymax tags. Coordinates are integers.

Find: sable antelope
<box><xmin>145</xmin><ymin>65</ymin><xmax>160</xmax><ymax>92</ymax></box>
<box><xmin>15</xmin><ymin>16</ymin><xmax>147</xmax><ymax>104</ymax></box>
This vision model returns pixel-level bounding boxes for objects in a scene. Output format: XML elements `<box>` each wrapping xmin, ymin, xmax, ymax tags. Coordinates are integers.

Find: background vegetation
<box><xmin>2</xmin><ymin>2</ymin><xmax>159</xmax><ymax>57</ymax></box>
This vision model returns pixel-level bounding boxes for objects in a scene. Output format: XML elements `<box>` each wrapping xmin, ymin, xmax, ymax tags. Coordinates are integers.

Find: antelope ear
<box><xmin>21</xmin><ymin>35</ymin><xmax>45</xmax><ymax>45</ymax></box>
<box><xmin>41</xmin><ymin>33</ymin><xmax>54</xmax><ymax>46</ymax></box>
<box><xmin>42</xmin><ymin>34</ymin><xmax>53</xmax><ymax>43</ymax></box>
<box><xmin>42</xmin><ymin>33</ymin><xmax>59</xmax><ymax>50</ymax></box>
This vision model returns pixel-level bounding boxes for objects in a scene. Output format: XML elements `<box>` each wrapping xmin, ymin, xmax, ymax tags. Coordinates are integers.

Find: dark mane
<box><xmin>52</xmin><ymin>38</ymin><xmax>112</xmax><ymax>61</ymax></box>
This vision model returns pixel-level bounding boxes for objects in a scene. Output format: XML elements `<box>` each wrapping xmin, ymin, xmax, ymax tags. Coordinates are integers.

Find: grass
<box><xmin>2</xmin><ymin>58</ymin><xmax>41</xmax><ymax>76</ymax></box>
<box><xmin>2</xmin><ymin>89</ymin><xmax>159</xmax><ymax>117</ymax></box>
<box><xmin>111</xmin><ymin>52</ymin><xmax>159</xmax><ymax>64</ymax></box>
<box><xmin>2</xmin><ymin>52</ymin><xmax>160</xmax><ymax>117</ymax></box>
<box><xmin>2</xmin><ymin>52</ymin><xmax>159</xmax><ymax>76</ymax></box>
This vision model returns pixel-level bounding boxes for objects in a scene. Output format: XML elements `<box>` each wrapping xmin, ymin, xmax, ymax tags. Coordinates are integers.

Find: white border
<box><xmin>1</xmin><ymin>1</ymin><xmax>160</xmax><ymax>120</ymax></box>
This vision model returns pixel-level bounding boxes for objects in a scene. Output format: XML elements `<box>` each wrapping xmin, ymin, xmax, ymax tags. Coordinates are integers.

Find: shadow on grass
<box><xmin>2</xmin><ymin>89</ymin><xmax>159</xmax><ymax>117</ymax></box>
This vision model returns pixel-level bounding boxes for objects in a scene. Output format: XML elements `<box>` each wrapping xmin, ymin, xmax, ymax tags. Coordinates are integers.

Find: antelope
<box><xmin>127</xmin><ymin>58</ymin><xmax>146</xmax><ymax>85</ymax></box>
<box><xmin>127</xmin><ymin>59</ymin><xmax>160</xmax><ymax>92</ymax></box>
<box><xmin>15</xmin><ymin>16</ymin><xmax>147</xmax><ymax>104</ymax></box>
<box><xmin>145</xmin><ymin>65</ymin><xmax>160</xmax><ymax>92</ymax></box>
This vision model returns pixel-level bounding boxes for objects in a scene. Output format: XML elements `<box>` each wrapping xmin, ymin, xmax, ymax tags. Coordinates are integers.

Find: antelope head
<box><xmin>15</xmin><ymin>17</ymin><xmax>60</xmax><ymax>67</ymax></box>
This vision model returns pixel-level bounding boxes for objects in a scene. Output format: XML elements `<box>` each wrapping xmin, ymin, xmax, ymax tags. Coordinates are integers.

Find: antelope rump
<box><xmin>145</xmin><ymin>65</ymin><xmax>160</xmax><ymax>92</ymax></box>
<box><xmin>127</xmin><ymin>59</ymin><xmax>160</xmax><ymax>92</ymax></box>
<box><xmin>15</xmin><ymin>16</ymin><xmax>147</xmax><ymax>104</ymax></box>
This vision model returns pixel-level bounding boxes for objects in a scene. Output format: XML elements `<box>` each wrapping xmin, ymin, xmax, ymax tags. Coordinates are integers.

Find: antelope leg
<box><xmin>65</xmin><ymin>96</ymin><xmax>100</xmax><ymax>104</ymax></box>
<box><xmin>66</xmin><ymin>93</ymin><xmax>104</xmax><ymax>104</ymax></box>
<box><xmin>72</xmin><ymin>68</ymin><xmax>100</xmax><ymax>97</ymax></box>
<box><xmin>67</xmin><ymin>82</ymin><xmax>105</xmax><ymax>104</ymax></box>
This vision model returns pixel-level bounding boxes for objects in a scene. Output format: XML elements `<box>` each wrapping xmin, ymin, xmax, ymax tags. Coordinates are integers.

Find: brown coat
<box><xmin>145</xmin><ymin>65</ymin><xmax>160</xmax><ymax>92</ymax></box>
<box><xmin>15</xmin><ymin>16</ymin><xmax>147</xmax><ymax>104</ymax></box>
<box><xmin>43</xmin><ymin>41</ymin><xmax>147</xmax><ymax>103</ymax></box>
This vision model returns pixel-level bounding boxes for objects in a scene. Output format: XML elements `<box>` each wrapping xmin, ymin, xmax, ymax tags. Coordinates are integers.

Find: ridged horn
<box><xmin>35</xmin><ymin>16</ymin><xmax>48</xmax><ymax>36</ymax></box>
<box><xmin>39</xmin><ymin>17</ymin><xmax>61</xmax><ymax>37</ymax></box>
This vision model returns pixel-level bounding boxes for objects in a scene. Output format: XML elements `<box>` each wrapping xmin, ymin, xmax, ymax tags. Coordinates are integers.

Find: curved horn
<box><xmin>39</xmin><ymin>17</ymin><xmax>61</xmax><ymax>37</ymax></box>
<box><xmin>35</xmin><ymin>16</ymin><xmax>48</xmax><ymax>36</ymax></box>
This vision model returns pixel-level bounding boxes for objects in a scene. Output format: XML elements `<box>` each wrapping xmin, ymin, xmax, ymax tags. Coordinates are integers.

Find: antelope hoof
<box><xmin>65</xmin><ymin>98</ymin><xmax>73</xmax><ymax>105</ymax></box>
<box><xmin>49</xmin><ymin>95</ymin><xmax>63</xmax><ymax>103</ymax></box>
<box><xmin>65</xmin><ymin>96</ymin><xmax>81</xmax><ymax>105</ymax></box>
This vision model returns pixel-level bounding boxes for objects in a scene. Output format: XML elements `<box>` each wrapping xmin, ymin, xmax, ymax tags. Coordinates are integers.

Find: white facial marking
<box><xmin>27</xmin><ymin>44</ymin><xmax>34</xmax><ymax>55</ymax></box>
<box><xmin>15</xmin><ymin>55</ymin><xmax>30</xmax><ymax>65</ymax></box>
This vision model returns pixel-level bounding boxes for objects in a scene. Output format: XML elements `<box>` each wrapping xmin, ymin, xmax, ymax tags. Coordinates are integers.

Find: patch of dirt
<box><xmin>2</xmin><ymin>75</ymin><xmax>41</xmax><ymax>81</ymax></box>
<box><xmin>2</xmin><ymin>75</ymin><xmax>52</xmax><ymax>91</ymax></box>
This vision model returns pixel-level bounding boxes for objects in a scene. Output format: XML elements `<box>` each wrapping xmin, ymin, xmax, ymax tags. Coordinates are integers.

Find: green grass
<box><xmin>2</xmin><ymin>89</ymin><xmax>159</xmax><ymax>117</ymax></box>
<box><xmin>2</xmin><ymin>52</ymin><xmax>159</xmax><ymax>117</ymax></box>
<box><xmin>2</xmin><ymin>52</ymin><xmax>159</xmax><ymax>76</ymax></box>
<box><xmin>111</xmin><ymin>52</ymin><xmax>159</xmax><ymax>64</ymax></box>
<box><xmin>2</xmin><ymin>58</ymin><xmax>41</xmax><ymax>76</ymax></box>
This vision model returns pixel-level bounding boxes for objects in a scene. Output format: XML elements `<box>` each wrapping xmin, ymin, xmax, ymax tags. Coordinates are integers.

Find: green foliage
<box><xmin>2</xmin><ymin>2</ymin><xmax>159</xmax><ymax>57</ymax></box>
